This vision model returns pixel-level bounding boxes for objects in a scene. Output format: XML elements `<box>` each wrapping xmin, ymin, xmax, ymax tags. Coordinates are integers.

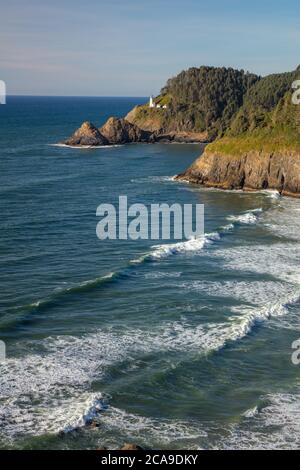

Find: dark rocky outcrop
<box><xmin>97</xmin><ymin>443</ymin><xmax>144</xmax><ymax>451</ymax></box>
<box><xmin>119</xmin><ymin>443</ymin><xmax>144</xmax><ymax>450</ymax></box>
<box><xmin>64</xmin><ymin>121</ymin><xmax>108</xmax><ymax>146</ymax></box>
<box><xmin>99</xmin><ymin>117</ymin><xmax>152</xmax><ymax>144</ymax></box>
<box><xmin>62</xmin><ymin>117</ymin><xmax>207</xmax><ymax>147</ymax></box>
<box><xmin>176</xmin><ymin>149</ymin><xmax>300</xmax><ymax>197</ymax></box>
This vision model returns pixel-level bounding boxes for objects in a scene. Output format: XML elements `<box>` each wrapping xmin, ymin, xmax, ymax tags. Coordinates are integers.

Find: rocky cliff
<box><xmin>176</xmin><ymin>149</ymin><xmax>300</xmax><ymax>196</ymax></box>
<box><xmin>177</xmin><ymin>68</ymin><xmax>300</xmax><ymax>197</ymax></box>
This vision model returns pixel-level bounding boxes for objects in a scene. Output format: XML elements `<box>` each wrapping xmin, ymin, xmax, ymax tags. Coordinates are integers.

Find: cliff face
<box><xmin>177</xmin><ymin>69</ymin><xmax>300</xmax><ymax>197</ymax></box>
<box><xmin>176</xmin><ymin>149</ymin><xmax>300</xmax><ymax>196</ymax></box>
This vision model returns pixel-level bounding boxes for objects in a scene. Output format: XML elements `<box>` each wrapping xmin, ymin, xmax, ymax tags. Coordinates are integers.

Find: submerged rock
<box><xmin>119</xmin><ymin>443</ymin><xmax>144</xmax><ymax>450</ymax></box>
<box><xmin>99</xmin><ymin>117</ymin><xmax>152</xmax><ymax>144</ymax></box>
<box><xmin>97</xmin><ymin>443</ymin><xmax>144</xmax><ymax>451</ymax></box>
<box><xmin>64</xmin><ymin>121</ymin><xmax>109</xmax><ymax>146</ymax></box>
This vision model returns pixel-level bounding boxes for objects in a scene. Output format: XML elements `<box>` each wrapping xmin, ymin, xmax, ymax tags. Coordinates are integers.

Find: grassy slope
<box><xmin>125</xmin><ymin>94</ymin><xmax>171</xmax><ymax>132</ymax></box>
<box><xmin>206</xmin><ymin>71</ymin><xmax>300</xmax><ymax>156</ymax></box>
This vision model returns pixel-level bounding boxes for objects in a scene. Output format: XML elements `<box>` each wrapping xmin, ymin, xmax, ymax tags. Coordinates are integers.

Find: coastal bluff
<box><xmin>176</xmin><ymin>66</ymin><xmax>300</xmax><ymax>197</ymax></box>
<box><xmin>62</xmin><ymin>65</ymin><xmax>258</xmax><ymax>146</ymax></box>
<box><xmin>176</xmin><ymin>149</ymin><xmax>300</xmax><ymax>197</ymax></box>
<box><xmin>61</xmin><ymin>64</ymin><xmax>300</xmax><ymax>197</ymax></box>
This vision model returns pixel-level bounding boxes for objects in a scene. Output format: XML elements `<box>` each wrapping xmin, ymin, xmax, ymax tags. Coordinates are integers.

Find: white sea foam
<box><xmin>222</xmin><ymin>391</ymin><xmax>300</xmax><ymax>449</ymax></box>
<box><xmin>212</xmin><ymin>242</ymin><xmax>300</xmax><ymax>285</ymax></box>
<box><xmin>143</xmin><ymin>271</ymin><xmax>182</xmax><ymax>279</ymax></box>
<box><xmin>3</xmin><ymin>198</ymin><xmax>299</xmax><ymax>445</ymax></box>
<box><xmin>131</xmin><ymin>207</ymin><xmax>259</xmax><ymax>264</ymax></box>
<box><xmin>262</xmin><ymin>189</ymin><xmax>281</xmax><ymax>200</ymax></box>
<box><xmin>2</xmin><ymin>273</ymin><xmax>299</xmax><ymax>442</ymax></box>
<box><xmin>243</xmin><ymin>406</ymin><xmax>259</xmax><ymax>419</ymax></box>
<box><xmin>180</xmin><ymin>279</ymin><xmax>295</xmax><ymax>307</ymax></box>
<box><xmin>130</xmin><ymin>176</ymin><xmax>174</xmax><ymax>184</ymax></box>
<box><xmin>99</xmin><ymin>406</ymin><xmax>206</xmax><ymax>448</ymax></box>
<box><xmin>49</xmin><ymin>143</ymin><xmax>121</xmax><ymax>149</ymax></box>
<box><xmin>149</xmin><ymin>233</ymin><xmax>219</xmax><ymax>260</ymax></box>
<box><xmin>227</xmin><ymin>208</ymin><xmax>262</xmax><ymax>225</ymax></box>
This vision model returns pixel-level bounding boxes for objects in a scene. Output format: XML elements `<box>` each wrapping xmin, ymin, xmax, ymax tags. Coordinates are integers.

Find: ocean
<box><xmin>1</xmin><ymin>96</ymin><xmax>300</xmax><ymax>450</ymax></box>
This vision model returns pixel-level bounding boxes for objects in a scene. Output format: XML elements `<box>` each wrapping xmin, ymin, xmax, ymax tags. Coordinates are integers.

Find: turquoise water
<box><xmin>1</xmin><ymin>97</ymin><xmax>300</xmax><ymax>450</ymax></box>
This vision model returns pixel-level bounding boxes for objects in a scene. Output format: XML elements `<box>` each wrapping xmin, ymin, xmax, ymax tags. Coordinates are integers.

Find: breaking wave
<box><xmin>221</xmin><ymin>391</ymin><xmax>300</xmax><ymax>449</ymax></box>
<box><xmin>8</xmin><ymin>207</ymin><xmax>263</xmax><ymax>322</ymax></box>
<box><xmin>1</xmin><ymin>274</ymin><xmax>298</xmax><ymax>441</ymax></box>
<box><xmin>227</xmin><ymin>208</ymin><xmax>262</xmax><ymax>225</ymax></box>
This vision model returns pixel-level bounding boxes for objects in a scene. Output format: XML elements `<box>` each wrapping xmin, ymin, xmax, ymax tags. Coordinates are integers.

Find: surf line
<box><xmin>8</xmin><ymin>208</ymin><xmax>262</xmax><ymax>320</ymax></box>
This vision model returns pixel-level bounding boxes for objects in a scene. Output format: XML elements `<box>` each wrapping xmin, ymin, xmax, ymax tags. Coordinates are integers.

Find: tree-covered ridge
<box><xmin>228</xmin><ymin>68</ymin><xmax>300</xmax><ymax>135</ymax></box>
<box><xmin>207</xmin><ymin>70</ymin><xmax>300</xmax><ymax>156</ymax></box>
<box><xmin>162</xmin><ymin>66</ymin><xmax>259</xmax><ymax>138</ymax></box>
<box><xmin>126</xmin><ymin>66</ymin><xmax>259</xmax><ymax>139</ymax></box>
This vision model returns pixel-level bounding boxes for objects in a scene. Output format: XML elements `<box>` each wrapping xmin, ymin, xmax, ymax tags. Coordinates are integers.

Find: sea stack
<box><xmin>64</xmin><ymin>121</ymin><xmax>109</xmax><ymax>146</ymax></box>
<box><xmin>99</xmin><ymin>117</ymin><xmax>152</xmax><ymax>144</ymax></box>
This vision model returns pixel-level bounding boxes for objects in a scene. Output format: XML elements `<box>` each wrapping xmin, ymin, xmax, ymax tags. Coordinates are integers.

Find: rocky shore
<box><xmin>176</xmin><ymin>149</ymin><xmax>300</xmax><ymax>197</ymax></box>
<box><xmin>61</xmin><ymin>65</ymin><xmax>300</xmax><ymax>197</ymax></box>
<box><xmin>62</xmin><ymin>117</ymin><xmax>208</xmax><ymax>147</ymax></box>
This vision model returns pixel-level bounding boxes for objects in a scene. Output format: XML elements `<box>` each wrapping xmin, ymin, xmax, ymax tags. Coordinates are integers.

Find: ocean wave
<box><xmin>227</xmin><ymin>208</ymin><xmax>262</xmax><ymax>225</ymax></box>
<box><xmin>9</xmin><ymin>272</ymin><xmax>118</xmax><ymax>317</ymax></box>
<box><xmin>222</xmin><ymin>391</ymin><xmax>300</xmax><ymax>449</ymax></box>
<box><xmin>9</xmin><ymin>206</ymin><xmax>263</xmax><ymax>320</ymax></box>
<box><xmin>0</xmin><ymin>320</ymin><xmax>222</xmax><ymax>439</ymax></box>
<box><xmin>130</xmin><ymin>176</ymin><xmax>174</xmax><ymax>184</ymax></box>
<box><xmin>99</xmin><ymin>406</ymin><xmax>205</xmax><ymax>448</ymax></box>
<box><xmin>49</xmin><ymin>143</ymin><xmax>122</xmax><ymax>149</ymax></box>
<box><xmin>132</xmin><ymin>228</ymin><xmax>230</xmax><ymax>264</ymax></box>
<box><xmin>261</xmin><ymin>189</ymin><xmax>281</xmax><ymax>200</ymax></box>
<box><xmin>212</xmin><ymin>242</ymin><xmax>300</xmax><ymax>285</ymax></box>
<box><xmin>180</xmin><ymin>279</ymin><xmax>294</xmax><ymax>307</ymax></box>
<box><xmin>143</xmin><ymin>271</ymin><xmax>182</xmax><ymax>279</ymax></box>
<box><xmin>1</xmin><ymin>276</ymin><xmax>298</xmax><ymax>442</ymax></box>
<box><xmin>149</xmin><ymin>232</ymin><xmax>220</xmax><ymax>260</ymax></box>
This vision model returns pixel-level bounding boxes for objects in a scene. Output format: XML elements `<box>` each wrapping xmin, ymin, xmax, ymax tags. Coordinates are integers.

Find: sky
<box><xmin>1</xmin><ymin>0</ymin><xmax>300</xmax><ymax>96</ymax></box>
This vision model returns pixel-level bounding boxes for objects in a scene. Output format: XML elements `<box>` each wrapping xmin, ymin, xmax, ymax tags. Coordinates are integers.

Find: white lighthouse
<box><xmin>149</xmin><ymin>95</ymin><xmax>155</xmax><ymax>108</ymax></box>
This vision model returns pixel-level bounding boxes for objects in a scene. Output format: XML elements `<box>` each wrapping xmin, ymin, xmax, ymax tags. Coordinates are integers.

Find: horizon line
<box><xmin>6</xmin><ymin>94</ymin><xmax>149</xmax><ymax>98</ymax></box>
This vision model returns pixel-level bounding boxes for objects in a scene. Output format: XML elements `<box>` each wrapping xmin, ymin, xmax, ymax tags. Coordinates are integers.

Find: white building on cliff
<box><xmin>149</xmin><ymin>95</ymin><xmax>167</xmax><ymax>109</ymax></box>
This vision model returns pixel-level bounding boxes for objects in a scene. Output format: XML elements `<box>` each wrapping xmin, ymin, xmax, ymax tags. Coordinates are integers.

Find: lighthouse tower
<box><xmin>149</xmin><ymin>95</ymin><xmax>155</xmax><ymax>108</ymax></box>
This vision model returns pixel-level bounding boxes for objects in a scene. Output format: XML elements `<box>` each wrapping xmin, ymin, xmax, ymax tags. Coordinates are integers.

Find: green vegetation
<box><xmin>127</xmin><ymin>64</ymin><xmax>300</xmax><ymax>154</ymax></box>
<box><xmin>207</xmin><ymin>69</ymin><xmax>300</xmax><ymax>156</ymax></box>
<box><xmin>162</xmin><ymin>66</ymin><xmax>258</xmax><ymax>138</ymax></box>
<box><xmin>128</xmin><ymin>66</ymin><xmax>259</xmax><ymax>138</ymax></box>
<box><xmin>228</xmin><ymin>69</ymin><xmax>300</xmax><ymax>135</ymax></box>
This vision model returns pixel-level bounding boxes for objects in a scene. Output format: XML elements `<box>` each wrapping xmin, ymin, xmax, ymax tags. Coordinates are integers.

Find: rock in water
<box><xmin>64</xmin><ymin>121</ymin><xmax>109</xmax><ymax>146</ymax></box>
<box><xmin>100</xmin><ymin>117</ymin><xmax>152</xmax><ymax>144</ymax></box>
<box><xmin>119</xmin><ymin>443</ymin><xmax>144</xmax><ymax>450</ymax></box>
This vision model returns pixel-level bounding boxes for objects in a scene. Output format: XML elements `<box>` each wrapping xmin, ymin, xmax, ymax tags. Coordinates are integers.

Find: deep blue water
<box><xmin>1</xmin><ymin>97</ymin><xmax>300</xmax><ymax>449</ymax></box>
